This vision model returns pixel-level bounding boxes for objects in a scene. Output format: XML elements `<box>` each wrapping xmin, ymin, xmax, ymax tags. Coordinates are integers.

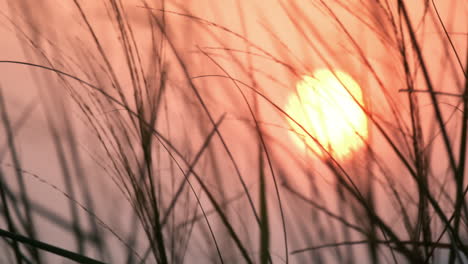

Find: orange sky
<box><xmin>0</xmin><ymin>0</ymin><xmax>466</xmax><ymax>262</ymax></box>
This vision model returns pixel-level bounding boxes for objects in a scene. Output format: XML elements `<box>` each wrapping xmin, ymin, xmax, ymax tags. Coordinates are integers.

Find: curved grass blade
<box><xmin>0</xmin><ymin>228</ymin><xmax>105</xmax><ymax>264</ymax></box>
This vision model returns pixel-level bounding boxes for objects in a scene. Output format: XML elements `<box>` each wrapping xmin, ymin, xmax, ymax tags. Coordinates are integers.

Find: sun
<box><xmin>285</xmin><ymin>69</ymin><xmax>368</xmax><ymax>160</ymax></box>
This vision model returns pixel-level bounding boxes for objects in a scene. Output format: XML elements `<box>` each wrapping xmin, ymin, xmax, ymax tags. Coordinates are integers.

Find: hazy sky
<box><xmin>0</xmin><ymin>0</ymin><xmax>466</xmax><ymax>263</ymax></box>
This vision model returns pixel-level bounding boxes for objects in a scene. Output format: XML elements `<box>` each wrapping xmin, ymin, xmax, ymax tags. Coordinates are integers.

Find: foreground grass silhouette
<box><xmin>0</xmin><ymin>0</ymin><xmax>467</xmax><ymax>263</ymax></box>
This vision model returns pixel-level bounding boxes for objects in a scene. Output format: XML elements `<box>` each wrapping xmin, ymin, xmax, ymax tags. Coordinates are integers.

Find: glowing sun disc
<box><xmin>285</xmin><ymin>69</ymin><xmax>368</xmax><ymax>160</ymax></box>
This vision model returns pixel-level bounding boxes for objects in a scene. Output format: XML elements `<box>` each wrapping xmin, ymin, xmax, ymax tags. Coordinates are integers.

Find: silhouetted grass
<box><xmin>0</xmin><ymin>0</ymin><xmax>466</xmax><ymax>263</ymax></box>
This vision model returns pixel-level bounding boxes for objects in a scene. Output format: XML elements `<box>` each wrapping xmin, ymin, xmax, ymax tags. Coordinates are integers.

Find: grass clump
<box><xmin>0</xmin><ymin>0</ymin><xmax>466</xmax><ymax>263</ymax></box>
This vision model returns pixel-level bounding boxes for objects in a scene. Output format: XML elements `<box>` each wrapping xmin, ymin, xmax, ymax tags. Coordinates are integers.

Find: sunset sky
<box><xmin>0</xmin><ymin>0</ymin><xmax>467</xmax><ymax>263</ymax></box>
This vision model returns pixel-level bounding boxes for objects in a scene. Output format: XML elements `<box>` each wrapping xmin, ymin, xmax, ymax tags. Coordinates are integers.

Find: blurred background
<box><xmin>0</xmin><ymin>0</ymin><xmax>466</xmax><ymax>263</ymax></box>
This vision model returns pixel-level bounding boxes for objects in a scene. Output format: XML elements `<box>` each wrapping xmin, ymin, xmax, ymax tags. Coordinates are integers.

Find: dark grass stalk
<box><xmin>128</xmin><ymin>71</ymin><xmax>167</xmax><ymax>261</ymax></box>
<box><xmin>160</xmin><ymin>111</ymin><xmax>224</xmax><ymax>228</ymax></box>
<box><xmin>0</xmin><ymin>170</ymin><xmax>29</xmax><ymax>241</ymax></box>
<box><xmin>431</xmin><ymin>0</ymin><xmax>466</xmax><ymax>74</ymax></box>
<box><xmin>258</xmin><ymin>146</ymin><xmax>270</xmax><ymax>264</ymax></box>
<box><xmin>397</xmin><ymin>0</ymin><xmax>458</xmax><ymax>199</ymax></box>
<box><xmin>193</xmin><ymin>74</ymin><xmax>430</xmax><ymax>261</ymax></box>
<box><xmin>0</xmin><ymin>99</ymin><xmax>37</xmax><ymax>162</ymax></box>
<box><xmin>0</xmin><ymin>86</ymin><xmax>40</xmax><ymax>263</ymax></box>
<box><xmin>333</xmin><ymin>184</ymin><xmax>347</xmax><ymax>263</ymax></box>
<box><xmin>291</xmin><ymin>239</ymin><xmax>468</xmax><ymax>255</ymax></box>
<box><xmin>398</xmin><ymin>17</ymin><xmax>432</xmax><ymax>258</ymax></box>
<box><xmin>5</xmin><ymin>15</ymin><xmax>110</xmax><ymax>256</ymax></box>
<box><xmin>426</xmin><ymin>182</ymin><xmax>468</xmax><ymax>263</ymax></box>
<box><xmin>205</xmin><ymin>130</ymin><xmax>236</xmax><ymax>258</ymax></box>
<box><xmin>305</xmin><ymin>176</ymin><xmax>328</xmax><ymax>263</ymax></box>
<box><xmin>0</xmin><ymin>169</ymin><xmax>23</xmax><ymax>264</ymax></box>
<box><xmin>362</xmin><ymin>146</ymin><xmax>406</xmax><ymax>264</ymax></box>
<box><xmin>326</xmin><ymin>161</ymin><xmax>425</xmax><ymax>262</ymax></box>
<box><xmin>282</xmin><ymin>183</ymin><xmax>366</xmax><ymax>236</ymax></box>
<box><xmin>133</xmin><ymin>73</ymin><xmax>168</xmax><ymax>263</ymax></box>
<box><xmin>160</xmin><ymin>127</ymin><xmax>245</xmax><ymax>263</ymax></box>
<box><xmin>163</xmin><ymin>89</ymin><xmax>177</xmax><ymax>264</ymax></box>
<box><xmin>0</xmin><ymin>227</ymin><xmax>105</xmax><ymax>264</ymax></box>
<box><xmin>397</xmin><ymin>1</ymin><xmax>468</xmax><ymax>260</ymax></box>
<box><xmin>147</xmin><ymin>9</ymin><xmax>263</xmax><ymax>228</ymax></box>
<box><xmin>156</xmin><ymin>131</ymin><xmax>254</xmax><ymax>264</ymax></box>
<box><xmin>3</xmin><ymin>9</ymin><xmax>174</xmax><ymax>260</ymax></box>
<box><xmin>72</xmin><ymin>0</ymin><xmax>134</xmax><ymax>118</ymax></box>
<box><xmin>348</xmin><ymin>191</ymin><xmax>362</xmax><ymax>263</ymax></box>
<box><xmin>426</xmin><ymin>26</ymin><xmax>468</xmax><ymax>264</ymax></box>
<box><xmin>288</xmin><ymin>204</ymin><xmax>325</xmax><ymax>263</ymax></box>
<box><xmin>288</xmin><ymin>2</ymin><xmax>466</xmax><ymax>258</ymax></box>
<box><xmin>192</xmin><ymin>74</ymin><xmax>395</xmax><ymax>216</ymax></box>
<box><xmin>361</xmin><ymin>82</ymin><xmax>382</xmax><ymax>264</ymax></box>
<box><xmin>280</xmin><ymin>1</ymin><xmax>418</xmax><ymax>193</ymax></box>
<box><xmin>146</xmin><ymin>182</ymin><xmax>167</xmax><ymax>264</ymax></box>
<box><xmin>364</xmin><ymin>183</ymin><xmax>380</xmax><ymax>264</ymax></box>
<box><xmin>59</xmin><ymin>105</ymin><xmax>108</xmax><ymax>259</ymax></box>
<box><xmin>310</xmin><ymin>0</ymin><xmax>417</xmax><ymax>157</ymax></box>
<box><xmin>0</xmin><ymin>59</ymin><xmax>240</xmax><ymax>262</ymax></box>
<box><xmin>0</xmin><ymin>96</ymin><xmax>41</xmax><ymax>259</ymax></box>
<box><xmin>0</xmin><ymin>61</ymin><xmax>136</xmax><ymax>203</ymax></box>
<box><xmin>55</xmin><ymin>59</ymin><xmax>109</xmax><ymax>258</ymax></box>
<box><xmin>3</xmin><ymin>164</ymin><xmax>142</xmax><ymax>261</ymax></box>
<box><xmin>197</xmin><ymin>47</ymin><xmax>286</xmax><ymax>263</ymax></box>
<box><xmin>148</xmin><ymin>10</ymin><xmax>265</xmax><ymax>262</ymax></box>
<box><xmin>284</xmin><ymin>182</ymin><xmax>406</xmax><ymax>263</ymax></box>
<box><xmin>178</xmin><ymin>187</ymin><xmax>202</xmax><ymax>264</ymax></box>
<box><xmin>172</xmin><ymin>189</ymin><xmax>249</xmax><ymax>231</ymax></box>
<box><xmin>450</xmin><ymin>15</ymin><xmax>468</xmax><ymax>264</ymax></box>
<box><xmin>124</xmin><ymin>204</ymin><xmax>142</xmax><ymax>264</ymax></box>
<box><xmin>399</xmin><ymin>89</ymin><xmax>466</xmax><ymax>98</ymax></box>
<box><xmin>0</xmin><ymin>173</ymin><xmax>97</xmax><ymax>242</ymax></box>
<box><xmin>199</xmin><ymin>32</ymin><xmax>284</xmax><ymax>262</ymax></box>
<box><xmin>143</xmin><ymin>7</ymin><xmax>300</xmax><ymax>79</ymax></box>
<box><xmin>42</xmin><ymin>101</ymin><xmax>85</xmax><ymax>255</ymax></box>
<box><xmin>1</xmin><ymin>14</ymin><xmax>109</xmax><ymax>257</ymax></box>
<box><xmin>98</xmin><ymin>97</ymin><xmax>227</xmax><ymax>262</ymax></box>
<box><xmin>2</xmin><ymin>239</ymin><xmax>33</xmax><ymax>264</ymax></box>
<box><xmin>143</xmin><ymin>114</ymin><xmax>229</xmax><ymax>264</ymax></box>
<box><xmin>3</xmin><ymin>2</ymin><xmax>466</xmax><ymax>263</ymax></box>
<box><xmin>180</xmin><ymin>205</ymin><xmax>204</xmax><ymax>264</ymax></box>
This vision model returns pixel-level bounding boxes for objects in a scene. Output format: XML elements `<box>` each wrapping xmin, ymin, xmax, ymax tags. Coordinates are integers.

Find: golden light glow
<box><xmin>285</xmin><ymin>69</ymin><xmax>368</xmax><ymax>160</ymax></box>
